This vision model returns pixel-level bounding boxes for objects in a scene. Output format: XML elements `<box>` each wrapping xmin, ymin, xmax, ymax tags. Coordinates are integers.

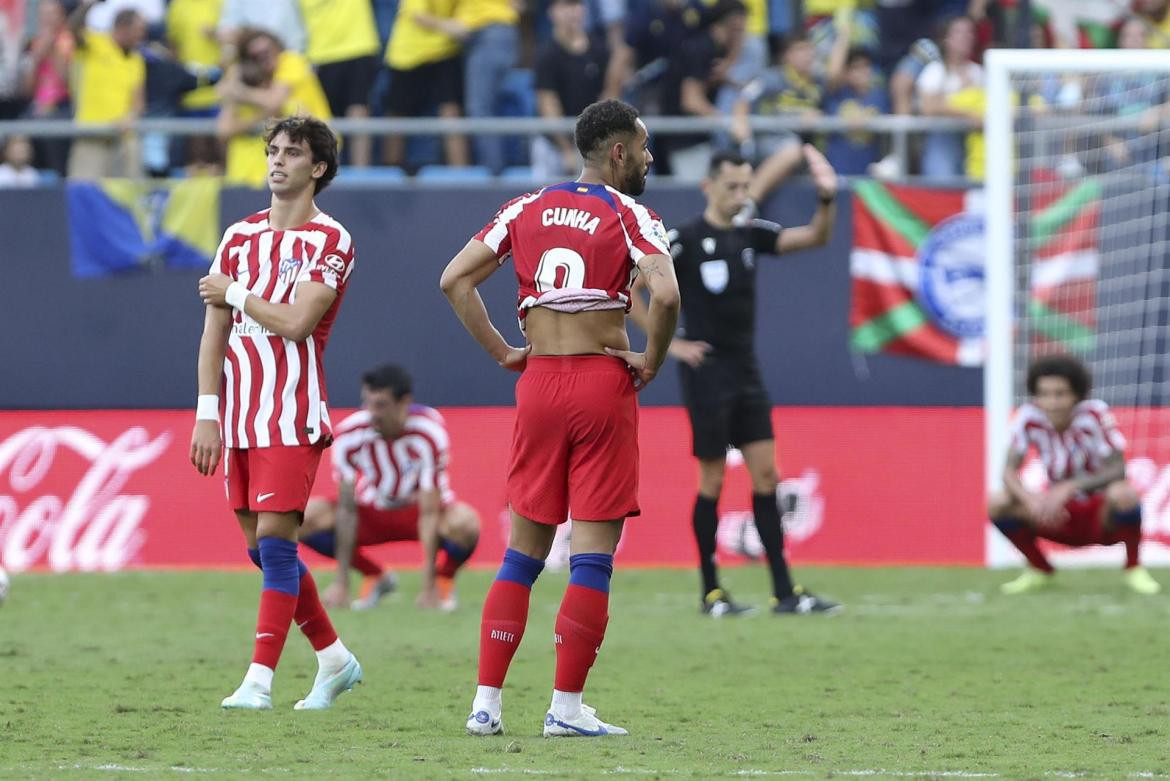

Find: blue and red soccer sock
<box><xmin>1105</xmin><ymin>505</ymin><xmax>1143</xmax><ymax>569</ymax></box>
<box><xmin>478</xmin><ymin>548</ymin><xmax>544</xmax><ymax>688</ymax></box>
<box><xmin>300</xmin><ymin>529</ymin><xmax>383</xmax><ymax>579</ymax></box>
<box><xmin>553</xmin><ymin>553</ymin><xmax>612</xmax><ymax>693</ymax></box>
<box><xmin>248</xmin><ymin>544</ymin><xmax>338</xmax><ymax>655</ymax></box>
<box><xmin>436</xmin><ymin>535</ymin><xmax>477</xmax><ymax>579</ymax></box>
<box><xmin>992</xmin><ymin>517</ymin><xmax>1055</xmax><ymax>573</ymax></box>
<box><xmin>252</xmin><ymin>537</ymin><xmax>301</xmax><ymax>671</ymax></box>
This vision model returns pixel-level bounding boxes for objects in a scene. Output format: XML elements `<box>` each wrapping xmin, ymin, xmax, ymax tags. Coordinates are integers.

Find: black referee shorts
<box><xmin>679</xmin><ymin>355</ymin><xmax>774</xmax><ymax>460</ymax></box>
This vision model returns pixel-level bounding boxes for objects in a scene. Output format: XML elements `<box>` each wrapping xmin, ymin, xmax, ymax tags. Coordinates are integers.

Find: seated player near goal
<box><xmin>299</xmin><ymin>364</ymin><xmax>481</xmax><ymax>611</ymax></box>
<box><xmin>990</xmin><ymin>354</ymin><xmax>1160</xmax><ymax>595</ymax></box>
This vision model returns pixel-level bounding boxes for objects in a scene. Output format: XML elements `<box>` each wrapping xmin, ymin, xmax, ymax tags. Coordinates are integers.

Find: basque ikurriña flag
<box><xmin>848</xmin><ymin>179</ymin><xmax>1100</xmax><ymax>365</ymax></box>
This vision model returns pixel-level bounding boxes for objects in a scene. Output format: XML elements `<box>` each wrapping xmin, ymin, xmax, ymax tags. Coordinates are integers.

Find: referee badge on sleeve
<box><xmin>699</xmin><ymin>259</ymin><xmax>729</xmax><ymax>294</ymax></box>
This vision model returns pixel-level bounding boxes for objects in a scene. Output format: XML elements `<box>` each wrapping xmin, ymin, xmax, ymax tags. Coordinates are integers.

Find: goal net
<box><xmin>985</xmin><ymin>49</ymin><xmax>1170</xmax><ymax>567</ymax></box>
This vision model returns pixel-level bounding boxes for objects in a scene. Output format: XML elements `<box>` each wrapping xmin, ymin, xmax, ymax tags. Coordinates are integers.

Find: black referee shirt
<box><xmin>668</xmin><ymin>215</ymin><xmax>783</xmax><ymax>356</ymax></box>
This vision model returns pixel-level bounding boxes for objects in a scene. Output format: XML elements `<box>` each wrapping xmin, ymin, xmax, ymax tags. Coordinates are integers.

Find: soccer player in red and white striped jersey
<box><xmin>441</xmin><ymin>100</ymin><xmax>680</xmax><ymax>738</ymax></box>
<box><xmin>190</xmin><ymin>116</ymin><xmax>362</xmax><ymax>711</ymax></box>
<box><xmin>299</xmin><ymin>364</ymin><xmax>481</xmax><ymax>612</ymax></box>
<box><xmin>989</xmin><ymin>354</ymin><xmax>1160</xmax><ymax>595</ymax></box>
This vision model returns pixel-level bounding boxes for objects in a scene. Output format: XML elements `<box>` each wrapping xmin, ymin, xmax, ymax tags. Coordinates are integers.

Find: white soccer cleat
<box><xmin>466</xmin><ymin>709</ymin><xmax>503</xmax><ymax>735</ymax></box>
<box><xmin>220</xmin><ymin>680</ymin><xmax>272</xmax><ymax>710</ymax></box>
<box><xmin>543</xmin><ymin>705</ymin><xmax>628</xmax><ymax>737</ymax></box>
<box><xmin>294</xmin><ymin>654</ymin><xmax>362</xmax><ymax>710</ymax></box>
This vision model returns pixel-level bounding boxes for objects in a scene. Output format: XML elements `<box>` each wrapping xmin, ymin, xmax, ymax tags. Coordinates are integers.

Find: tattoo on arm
<box><xmin>639</xmin><ymin>256</ymin><xmax>665</xmax><ymax>279</ymax></box>
<box><xmin>1073</xmin><ymin>451</ymin><xmax>1125</xmax><ymax>493</ymax></box>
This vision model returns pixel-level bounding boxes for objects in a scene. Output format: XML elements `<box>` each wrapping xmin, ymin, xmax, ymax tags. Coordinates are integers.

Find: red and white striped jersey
<box><xmin>1009</xmin><ymin>399</ymin><xmax>1127</xmax><ymax>487</ymax></box>
<box><xmin>473</xmin><ymin>181</ymin><xmax>670</xmax><ymax>325</ymax></box>
<box><xmin>211</xmin><ymin>209</ymin><xmax>356</xmax><ymax>449</ymax></box>
<box><xmin>331</xmin><ymin>405</ymin><xmax>455</xmax><ymax>509</ymax></box>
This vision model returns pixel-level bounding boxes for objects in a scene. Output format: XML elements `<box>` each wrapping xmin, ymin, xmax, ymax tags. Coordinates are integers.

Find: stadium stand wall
<box><xmin>2</xmin><ymin>183</ymin><xmax>982</xmax><ymax>409</ymax></box>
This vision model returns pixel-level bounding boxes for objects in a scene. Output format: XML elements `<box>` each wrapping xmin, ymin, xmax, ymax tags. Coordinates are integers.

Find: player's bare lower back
<box><xmin>525</xmin><ymin>307</ymin><xmax>630</xmax><ymax>356</ymax></box>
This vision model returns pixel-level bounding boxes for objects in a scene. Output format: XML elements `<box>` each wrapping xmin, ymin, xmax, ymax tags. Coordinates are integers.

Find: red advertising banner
<box><xmin>0</xmin><ymin>408</ymin><xmax>988</xmax><ymax>573</ymax></box>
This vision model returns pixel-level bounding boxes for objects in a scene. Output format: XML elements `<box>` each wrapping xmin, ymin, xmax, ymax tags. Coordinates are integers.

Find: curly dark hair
<box><xmin>1026</xmin><ymin>353</ymin><xmax>1091</xmax><ymax>401</ymax></box>
<box><xmin>264</xmin><ymin>116</ymin><xmax>338</xmax><ymax>194</ymax></box>
<box><xmin>574</xmin><ymin>99</ymin><xmax>641</xmax><ymax>160</ymax></box>
<box><xmin>362</xmin><ymin>364</ymin><xmax>412</xmax><ymax>400</ymax></box>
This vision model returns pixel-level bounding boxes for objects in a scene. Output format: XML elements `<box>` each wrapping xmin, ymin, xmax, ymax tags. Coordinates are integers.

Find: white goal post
<box><xmin>984</xmin><ymin>49</ymin><xmax>1170</xmax><ymax>566</ymax></box>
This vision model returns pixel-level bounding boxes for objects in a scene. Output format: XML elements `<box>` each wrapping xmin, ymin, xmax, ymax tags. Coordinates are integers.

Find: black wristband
<box><xmin>818</xmin><ymin>192</ymin><xmax>835</xmax><ymax>205</ymax></box>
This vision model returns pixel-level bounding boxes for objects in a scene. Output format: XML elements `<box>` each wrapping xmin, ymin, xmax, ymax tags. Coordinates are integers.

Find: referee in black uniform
<box><xmin>633</xmin><ymin>147</ymin><xmax>842</xmax><ymax>616</ymax></box>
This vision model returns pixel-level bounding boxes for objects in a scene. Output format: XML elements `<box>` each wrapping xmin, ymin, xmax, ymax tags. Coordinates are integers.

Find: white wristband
<box><xmin>224</xmin><ymin>281</ymin><xmax>251</xmax><ymax>311</ymax></box>
<box><xmin>196</xmin><ymin>395</ymin><xmax>219</xmax><ymax>422</ymax></box>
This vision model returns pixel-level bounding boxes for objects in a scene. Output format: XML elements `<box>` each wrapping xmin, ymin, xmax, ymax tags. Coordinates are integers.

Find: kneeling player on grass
<box><xmin>990</xmin><ymin>354</ymin><xmax>1160</xmax><ymax>595</ymax></box>
<box><xmin>299</xmin><ymin>364</ymin><xmax>481</xmax><ymax>611</ymax></box>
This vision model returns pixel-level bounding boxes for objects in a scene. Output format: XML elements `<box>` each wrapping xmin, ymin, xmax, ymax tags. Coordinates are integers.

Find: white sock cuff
<box><xmin>244</xmin><ymin>663</ymin><xmax>274</xmax><ymax>691</ymax></box>
<box><xmin>550</xmin><ymin>689</ymin><xmax>582</xmax><ymax>715</ymax></box>
<box><xmin>315</xmin><ymin>638</ymin><xmax>350</xmax><ymax>669</ymax></box>
<box><xmin>474</xmin><ymin>685</ymin><xmax>502</xmax><ymax>710</ymax></box>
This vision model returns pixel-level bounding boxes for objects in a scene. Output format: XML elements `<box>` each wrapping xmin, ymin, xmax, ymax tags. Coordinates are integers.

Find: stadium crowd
<box><xmin>1</xmin><ymin>0</ymin><xmax>1170</xmax><ymax>184</ymax></box>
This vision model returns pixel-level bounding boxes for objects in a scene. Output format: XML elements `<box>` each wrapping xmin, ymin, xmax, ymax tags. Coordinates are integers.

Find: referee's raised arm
<box><xmin>775</xmin><ymin>144</ymin><xmax>839</xmax><ymax>254</ymax></box>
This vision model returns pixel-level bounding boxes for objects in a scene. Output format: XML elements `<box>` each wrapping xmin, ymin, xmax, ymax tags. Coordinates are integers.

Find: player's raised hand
<box><xmin>604</xmin><ymin>347</ymin><xmax>658</xmax><ymax>391</ymax></box>
<box><xmin>668</xmin><ymin>338</ymin><xmax>712</xmax><ymax>368</ymax></box>
<box><xmin>198</xmin><ymin>273</ymin><xmax>232</xmax><ymax>307</ymax></box>
<box><xmin>498</xmin><ymin>344</ymin><xmax>531</xmax><ymax>373</ymax></box>
<box><xmin>803</xmin><ymin>143</ymin><xmax>838</xmax><ymax>199</ymax></box>
<box><xmin>189</xmin><ymin>420</ymin><xmax>222</xmax><ymax>476</ymax></box>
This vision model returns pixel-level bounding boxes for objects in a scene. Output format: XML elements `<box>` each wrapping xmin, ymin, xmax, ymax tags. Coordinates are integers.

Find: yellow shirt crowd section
<box><xmin>225</xmin><ymin>51</ymin><xmax>332</xmax><ymax>186</ymax></box>
<box><xmin>455</xmin><ymin>0</ymin><xmax>518</xmax><ymax>31</ymax></box>
<box><xmin>166</xmin><ymin>0</ymin><xmax>224</xmax><ymax>111</ymax></box>
<box><xmin>385</xmin><ymin>0</ymin><xmax>460</xmax><ymax>71</ymax></box>
<box><xmin>73</xmin><ymin>31</ymin><xmax>145</xmax><ymax>124</ymax></box>
<box><xmin>300</xmin><ymin>0</ymin><xmax>381</xmax><ymax>65</ymax></box>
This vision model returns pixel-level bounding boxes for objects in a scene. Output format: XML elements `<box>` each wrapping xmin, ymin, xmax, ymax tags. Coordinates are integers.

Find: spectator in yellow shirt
<box><xmin>383</xmin><ymin>0</ymin><xmax>467</xmax><ymax>169</ymax></box>
<box><xmin>415</xmin><ymin>0</ymin><xmax>519</xmax><ymax>172</ymax></box>
<box><xmin>217</xmin><ymin>28</ymin><xmax>331</xmax><ymax>186</ymax></box>
<box><xmin>167</xmin><ymin>0</ymin><xmax>224</xmax><ymax>114</ymax></box>
<box><xmin>300</xmin><ymin>0</ymin><xmax>381</xmax><ymax>168</ymax></box>
<box><xmin>166</xmin><ymin>0</ymin><xmax>224</xmax><ymax>174</ymax></box>
<box><xmin>67</xmin><ymin>0</ymin><xmax>147</xmax><ymax>179</ymax></box>
<box><xmin>1135</xmin><ymin>0</ymin><xmax>1170</xmax><ymax>46</ymax></box>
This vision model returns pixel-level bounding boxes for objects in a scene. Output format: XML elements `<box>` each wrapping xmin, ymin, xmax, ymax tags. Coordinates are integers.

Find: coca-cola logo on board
<box><xmin>0</xmin><ymin>426</ymin><xmax>171</xmax><ymax>572</ymax></box>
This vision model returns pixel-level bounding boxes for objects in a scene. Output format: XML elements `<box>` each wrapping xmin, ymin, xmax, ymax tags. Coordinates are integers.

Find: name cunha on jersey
<box><xmin>542</xmin><ymin>207</ymin><xmax>600</xmax><ymax>235</ymax></box>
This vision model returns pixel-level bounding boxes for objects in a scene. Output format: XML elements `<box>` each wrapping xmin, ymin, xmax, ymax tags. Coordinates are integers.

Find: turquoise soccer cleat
<box><xmin>220</xmin><ymin>680</ymin><xmax>273</xmax><ymax>710</ymax></box>
<box><xmin>293</xmin><ymin>654</ymin><xmax>363</xmax><ymax>710</ymax></box>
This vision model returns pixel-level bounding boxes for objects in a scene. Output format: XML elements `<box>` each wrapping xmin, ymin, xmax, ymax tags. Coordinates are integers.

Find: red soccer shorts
<box><xmin>507</xmin><ymin>355</ymin><xmax>640</xmax><ymax>525</ymax></box>
<box><xmin>354</xmin><ymin>504</ymin><xmax>420</xmax><ymax>545</ymax></box>
<box><xmin>1041</xmin><ymin>493</ymin><xmax>1107</xmax><ymax>547</ymax></box>
<box><xmin>225</xmin><ymin>444</ymin><xmax>325</xmax><ymax>513</ymax></box>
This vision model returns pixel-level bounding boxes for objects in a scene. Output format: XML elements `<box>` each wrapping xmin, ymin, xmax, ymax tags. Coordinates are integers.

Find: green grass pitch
<box><xmin>2</xmin><ymin>566</ymin><xmax>1169</xmax><ymax>779</ymax></box>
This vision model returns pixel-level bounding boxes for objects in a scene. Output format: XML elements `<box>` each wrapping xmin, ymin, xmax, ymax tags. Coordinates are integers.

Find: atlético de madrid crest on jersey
<box><xmin>278</xmin><ymin>256</ymin><xmax>302</xmax><ymax>283</ymax></box>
